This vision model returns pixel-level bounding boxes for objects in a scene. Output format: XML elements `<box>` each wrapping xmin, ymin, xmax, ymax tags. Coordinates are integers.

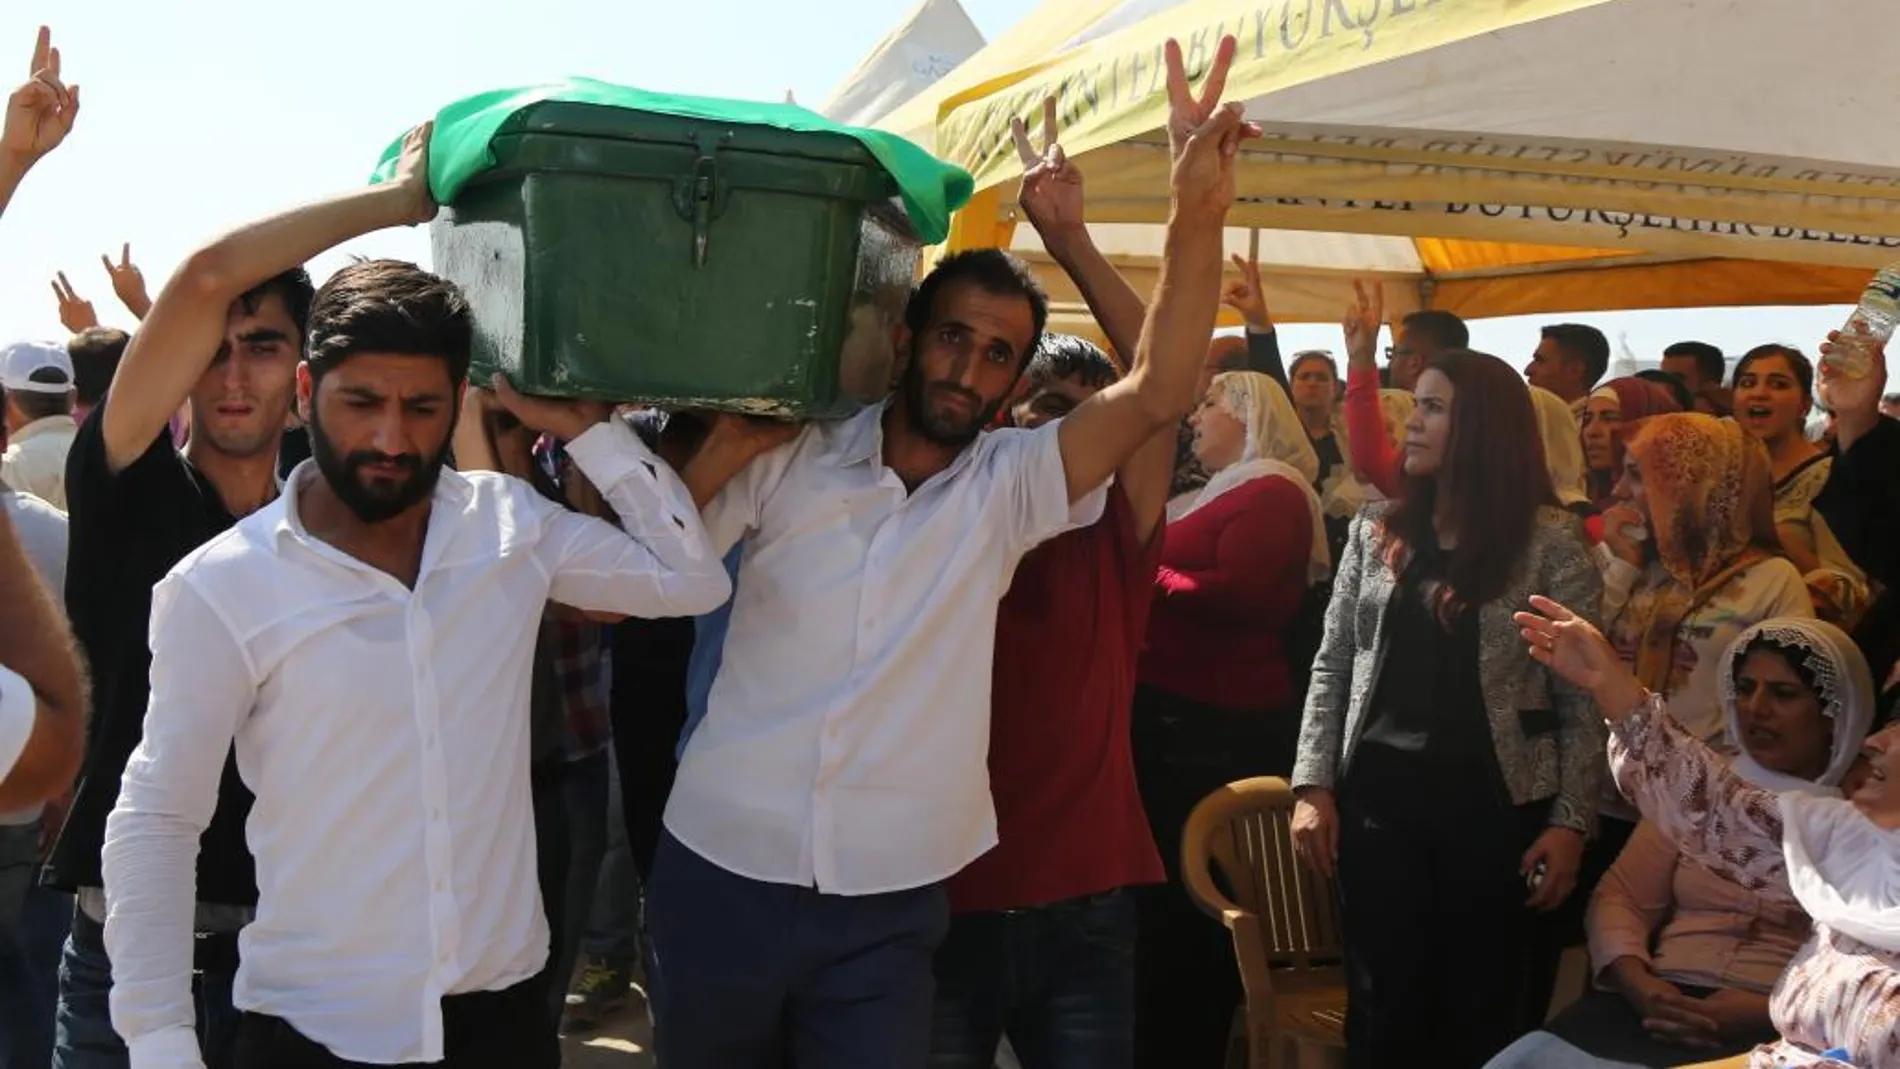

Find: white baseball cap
<box><xmin>0</xmin><ymin>340</ymin><xmax>74</xmax><ymax>395</ymax></box>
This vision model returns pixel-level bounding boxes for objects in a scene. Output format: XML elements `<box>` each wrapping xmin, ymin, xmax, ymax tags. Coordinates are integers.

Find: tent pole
<box><xmin>1248</xmin><ymin>228</ymin><xmax>1260</xmax><ymax>263</ymax></box>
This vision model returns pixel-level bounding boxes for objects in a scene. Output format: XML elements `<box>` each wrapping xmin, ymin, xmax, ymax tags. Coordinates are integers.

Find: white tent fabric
<box><xmin>816</xmin><ymin>0</ymin><xmax>986</xmax><ymax>128</ymax></box>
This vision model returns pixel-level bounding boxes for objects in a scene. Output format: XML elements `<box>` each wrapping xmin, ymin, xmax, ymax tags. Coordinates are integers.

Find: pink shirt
<box><xmin>1588</xmin><ymin>819</ymin><xmax>1810</xmax><ymax>995</ymax></box>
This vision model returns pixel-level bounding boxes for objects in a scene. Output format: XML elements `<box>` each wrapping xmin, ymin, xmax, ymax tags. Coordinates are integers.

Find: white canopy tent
<box><xmin>817</xmin><ymin>0</ymin><xmax>987</xmax><ymax>127</ymax></box>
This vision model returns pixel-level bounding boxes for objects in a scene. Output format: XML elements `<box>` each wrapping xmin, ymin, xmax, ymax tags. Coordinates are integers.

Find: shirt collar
<box><xmin>817</xmin><ymin>400</ymin><xmax>893</xmax><ymax>468</ymax></box>
<box><xmin>13</xmin><ymin>414</ymin><xmax>75</xmax><ymax>442</ymax></box>
<box><xmin>272</xmin><ymin>459</ymin><xmax>477</xmax><ymax>569</ymax></box>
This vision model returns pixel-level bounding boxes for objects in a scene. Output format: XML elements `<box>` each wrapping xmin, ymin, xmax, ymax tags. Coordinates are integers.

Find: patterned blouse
<box><xmin>1609</xmin><ymin>697</ymin><xmax>1900</xmax><ymax>1068</ymax></box>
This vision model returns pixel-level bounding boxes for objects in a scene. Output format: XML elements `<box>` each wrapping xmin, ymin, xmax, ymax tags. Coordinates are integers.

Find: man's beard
<box><xmin>308</xmin><ymin>406</ymin><xmax>452</xmax><ymax>524</ymax></box>
<box><xmin>900</xmin><ymin>354</ymin><xmax>1006</xmax><ymax>448</ymax></box>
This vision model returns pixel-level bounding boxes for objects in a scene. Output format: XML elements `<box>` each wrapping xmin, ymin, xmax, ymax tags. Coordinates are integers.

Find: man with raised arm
<box><xmin>0</xmin><ymin>26</ymin><xmax>76</xmax><ymax>222</ymax></box>
<box><xmin>646</xmin><ymin>36</ymin><xmax>1253</xmax><ymax>1069</ymax></box>
<box><xmin>926</xmin><ymin>97</ymin><xmax>1178</xmax><ymax>1069</ymax></box>
<box><xmin>98</xmin><ymin>130</ymin><xmax>736</xmax><ymax>1069</ymax></box>
<box><xmin>44</xmin><ymin>116</ymin><xmax>421</xmax><ymax>1069</ymax></box>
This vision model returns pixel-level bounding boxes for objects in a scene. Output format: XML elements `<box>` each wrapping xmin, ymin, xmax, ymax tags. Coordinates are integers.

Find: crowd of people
<box><xmin>3</xmin><ymin>21</ymin><xmax>1900</xmax><ymax>1069</ymax></box>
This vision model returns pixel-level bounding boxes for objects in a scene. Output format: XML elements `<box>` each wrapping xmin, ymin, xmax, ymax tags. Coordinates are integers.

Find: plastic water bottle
<box><xmin>1827</xmin><ymin>263</ymin><xmax>1900</xmax><ymax>379</ymax></box>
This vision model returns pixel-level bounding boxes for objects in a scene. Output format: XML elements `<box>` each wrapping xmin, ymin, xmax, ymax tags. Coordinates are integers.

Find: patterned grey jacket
<box><xmin>1291</xmin><ymin>504</ymin><xmax>1606</xmax><ymax>834</ymax></box>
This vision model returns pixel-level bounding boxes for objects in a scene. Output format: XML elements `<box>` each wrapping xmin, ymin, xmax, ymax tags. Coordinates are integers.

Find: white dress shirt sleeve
<box><xmin>0</xmin><ymin>664</ymin><xmax>35</xmax><ymax>786</ymax></box>
<box><xmin>983</xmin><ymin>420</ymin><xmax>1109</xmax><ymax>555</ymax></box>
<box><xmin>698</xmin><ymin>430</ymin><xmax>804</xmax><ymax>558</ymax></box>
<box><xmin>103</xmin><ymin>576</ymin><xmax>255</xmax><ymax>1069</ymax></box>
<box><xmin>542</xmin><ymin>419</ymin><xmax>732</xmax><ymax>618</ymax></box>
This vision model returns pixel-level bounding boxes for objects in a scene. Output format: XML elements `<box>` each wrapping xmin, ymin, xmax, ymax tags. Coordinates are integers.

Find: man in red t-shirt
<box><xmin>928</xmin><ymin>103</ymin><xmax>1178</xmax><ymax>1069</ymax></box>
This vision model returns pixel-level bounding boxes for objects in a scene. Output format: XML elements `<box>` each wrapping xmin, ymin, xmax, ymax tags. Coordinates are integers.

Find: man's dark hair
<box><xmin>239</xmin><ymin>267</ymin><xmax>317</xmax><ymax>341</ymax></box>
<box><xmin>1662</xmin><ymin>340</ymin><xmax>1726</xmax><ymax>386</ymax></box>
<box><xmin>1026</xmin><ymin>333</ymin><xmax>1119</xmax><ymax>390</ymax></box>
<box><xmin>305</xmin><ymin>261</ymin><xmax>472</xmax><ymax>386</ymax></box>
<box><xmin>1734</xmin><ymin>343</ymin><xmax>1814</xmax><ymax>398</ymax></box>
<box><xmin>905</xmin><ymin>249</ymin><xmax>1049</xmax><ymax>368</ymax></box>
<box><xmin>1541</xmin><ymin>323</ymin><xmax>1611</xmax><ymax>389</ymax></box>
<box><xmin>1635</xmin><ymin>369</ymin><xmax>1695</xmax><ymax>412</ymax></box>
<box><xmin>67</xmin><ymin>327</ymin><xmax>129</xmax><ymax>407</ymax></box>
<box><xmin>1</xmin><ymin>384</ymin><xmax>73</xmax><ymax>422</ymax></box>
<box><xmin>1400</xmin><ymin>310</ymin><xmax>1470</xmax><ymax>353</ymax></box>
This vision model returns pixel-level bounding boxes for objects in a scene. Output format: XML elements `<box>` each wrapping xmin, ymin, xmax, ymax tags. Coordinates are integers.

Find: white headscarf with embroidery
<box><xmin>1718</xmin><ymin>618</ymin><xmax>1875</xmax><ymax>795</ymax></box>
<box><xmin>1720</xmin><ymin>618</ymin><xmax>1900</xmax><ymax>954</ymax></box>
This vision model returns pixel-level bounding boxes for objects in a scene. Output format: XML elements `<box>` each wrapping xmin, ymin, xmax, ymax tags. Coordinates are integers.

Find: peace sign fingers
<box><xmin>29</xmin><ymin>26</ymin><xmax>49</xmax><ymax>80</ymax></box>
<box><xmin>1011</xmin><ymin>96</ymin><xmax>1062</xmax><ymax>170</ymax></box>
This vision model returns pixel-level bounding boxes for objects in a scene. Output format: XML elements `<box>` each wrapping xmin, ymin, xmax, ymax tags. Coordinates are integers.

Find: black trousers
<box><xmin>607</xmin><ymin>617</ymin><xmax>694</xmax><ymax>882</ymax></box>
<box><xmin>1129</xmin><ymin>685</ymin><xmax>1297</xmax><ymax>1069</ymax></box>
<box><xmin>1525</xmin><ymin>814</ymin><xmax>1636</xmax><ymax>1029</ymax></box>
<box><xmin>530</xmin><ymin>754</ymin><xmax>571</xmax><ymax>1034</ymax></box>
<box><xmin>230</xmin><ymin>977</ymin><xmax>558</xmax><ymax>1068</ymax></box>
<box><xmin>1335</xmin><ymin>751</ymin><xmax>1549</xmax><ymax>1069</ymax></box>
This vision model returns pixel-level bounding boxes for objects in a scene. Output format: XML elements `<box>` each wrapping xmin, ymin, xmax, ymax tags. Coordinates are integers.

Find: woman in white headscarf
<box><xmin>1487</xmin><ymin>617</ymin><xmax>1877</xmax><ymax>1068</ymax></box>
<box><xmin>1135</xmin><ymin>371</ymin><xmax>1331</xmax><ymax>1069</ymax></box>
<box><xmin>1508</xmin><ymin>600</ymin><xmax>1900</xmax><ymax>1069</ymax></box>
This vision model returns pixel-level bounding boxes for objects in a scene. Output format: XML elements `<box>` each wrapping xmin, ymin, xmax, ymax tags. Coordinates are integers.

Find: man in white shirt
<box><xmin>0</xmin><ymin>339</ymin><xmax>78</xmax><ymax>508</ymax></box>
<box><xmin>649</xmin><ymin>37</ymin><xmax>1253</xmax><ymax>1069</ymax></box>
<box><xmin>99</xmin><ymin>128</ymin><xmax>739</xmax><ymax>1069</ymax></box>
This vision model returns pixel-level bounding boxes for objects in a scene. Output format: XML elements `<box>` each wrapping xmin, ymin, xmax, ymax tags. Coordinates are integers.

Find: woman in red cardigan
<box><xmin>1132</xmin><ymin>370</ymin><xmax>1329</xmax><ymax>1069</ymax></box>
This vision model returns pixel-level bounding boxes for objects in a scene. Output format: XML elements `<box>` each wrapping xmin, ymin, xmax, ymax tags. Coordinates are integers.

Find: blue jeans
<box><xmin>580</xmin><ymin>754</ymin><xmax>642</xmax><ymax>965</ymax></box>
<box><xmin>645</xmin><ymin>832</ymin><xmax>949</xmax><ymax>1069</ymax></box>
<box><xmin>1482</xmin><ymin>1031</ymin><xmax>1644</xmax><ymax>1069</ymax></box>
<box><xmin>52</xmin><ymin>909</ymin><xmax>239</xmax><ymax>1069</ymax></box>
<box><xmin>928</xmin><ymin>890</ymin><xmax>1137</xmax><ymax>1069</ymax></box>
<box><xmin>0</xmin><ymin>821</ymin><xmax>68</xmax><ymax>1069</ymax></box>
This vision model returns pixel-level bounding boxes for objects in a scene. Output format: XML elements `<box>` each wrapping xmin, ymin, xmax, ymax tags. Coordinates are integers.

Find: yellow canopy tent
<box><xmin>901</xmin><ymin>0</ymin><xmax>1894</xmax><ymax>341</ymax></box>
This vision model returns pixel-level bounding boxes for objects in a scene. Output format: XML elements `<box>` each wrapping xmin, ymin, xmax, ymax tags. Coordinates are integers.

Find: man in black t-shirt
<box><xmin>46</xmin><ymin>126</ymin><xmax>441</xmax><ymax>1068</ymax></box>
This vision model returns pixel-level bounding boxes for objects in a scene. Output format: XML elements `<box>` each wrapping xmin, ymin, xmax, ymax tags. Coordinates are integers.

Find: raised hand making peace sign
<box><xmin>3</xmin><ymin>27</ymin><xmax>78</xmax><ymax>168</ymax></box>
<box><xmin>103</xmin><ymin>243</ymin><xmax>152</xmax><ymax>319</ymax></box>
<box><xmin>51</xmin><ymin>271</ymin><xmax>96</xmax><ymax>334</ymax></box>
<box><xmin>1010</xmin><ymin>97</ymin><xmax>1084</xmax><ymax>241</ymax></box>
<box><xmin>1342</xmin><ymin>279</ymin><xmax>1384</xmax><ymax>370</ymax></box>
<box><xmin>1163</xmin><ymin>36</ymin><xmax>1260</xmax><ymax>219</ymax></box>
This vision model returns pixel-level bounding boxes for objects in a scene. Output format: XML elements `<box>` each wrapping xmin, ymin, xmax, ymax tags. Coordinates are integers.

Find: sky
<box><xmin>0</xmin><ymin>0</ymin><xmax>1856</xmax><ymax>370</ymax></box>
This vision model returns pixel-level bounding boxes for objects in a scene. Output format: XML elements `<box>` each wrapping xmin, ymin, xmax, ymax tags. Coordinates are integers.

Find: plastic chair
<box><xmin>1181</xmin><ymin>776</ymin><xmax>1348</xmax><ymax>1069</ymax></box>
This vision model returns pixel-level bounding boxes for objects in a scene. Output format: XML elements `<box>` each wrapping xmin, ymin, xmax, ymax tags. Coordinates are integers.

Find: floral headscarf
<box><xmin>1624</xmin><ymin>413</ymin><xmax>1783</xmax><ymax>690</ymax></box>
